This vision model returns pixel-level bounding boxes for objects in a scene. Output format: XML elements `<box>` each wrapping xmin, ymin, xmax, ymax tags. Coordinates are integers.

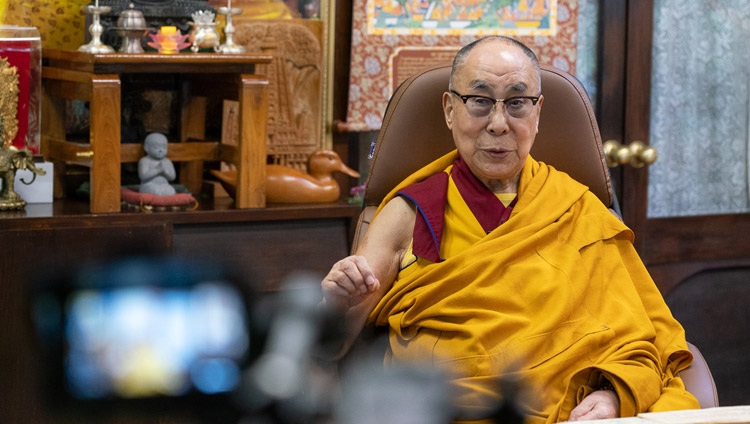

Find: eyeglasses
<box><xmin>449</xmin><ymin>90</ymin><xmax>540</xmax><ymax>118</ymax></box>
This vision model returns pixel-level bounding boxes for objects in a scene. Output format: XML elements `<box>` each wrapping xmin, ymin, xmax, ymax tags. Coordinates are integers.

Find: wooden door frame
<box><xmin>621</xmin><ymin>0</ymin><xmax>653</xmax><ymax>241</ymax></box>
<box><xmin>597</xmin><ymin>0</ymin><xmax>750</xmax><ymax>293</ymax></box>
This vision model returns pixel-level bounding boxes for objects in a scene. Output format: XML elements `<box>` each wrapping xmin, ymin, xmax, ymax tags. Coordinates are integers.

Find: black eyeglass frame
<box><xmin>449</xmin><ymin>89</ymin><xmax>541</xmax><ymax>115</ymax></box>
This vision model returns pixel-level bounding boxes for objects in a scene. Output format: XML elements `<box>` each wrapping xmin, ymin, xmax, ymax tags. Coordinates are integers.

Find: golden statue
<box><xmin>0</xmin><ymin>56</ymin><xmax>46</xmax><ymax>210</ymax></box>
<box><xmin>0</xmin><ymin>119</ymin><xmax>47</xmax><ymax>210</ymax></box>
<box><xmin>0</xmin><ymin>57</ymin><xmax>19</xmax><ymax>149</ymax></box>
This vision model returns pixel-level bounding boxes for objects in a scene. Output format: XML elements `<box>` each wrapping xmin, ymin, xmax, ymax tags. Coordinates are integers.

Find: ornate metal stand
<box><xmin>217</xmin><ymin>4</ymin><xmax>245</xmax><ymax>54</ymax></box>
<box><xmin>79</xmin><ymin>4</ymin><xmax>115</xmax><ymax>54</ymax></box>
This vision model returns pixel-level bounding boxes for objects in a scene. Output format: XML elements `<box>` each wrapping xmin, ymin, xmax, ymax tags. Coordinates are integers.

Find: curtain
<box><xmin>575</xmin><ymin>0</ymin><xmax>599</xmax><ymax>105</ymax></box>
<box><xmin>648</xmin><ymin>0</ymin><xmax>750</xmax><ymax>217</ymax></box>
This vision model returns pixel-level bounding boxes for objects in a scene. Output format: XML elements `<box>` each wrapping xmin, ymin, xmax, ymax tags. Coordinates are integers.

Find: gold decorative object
<box><xmin>0</xmin><ymin>133</ymin><xmax>47</xmax><ymax>210</ymax></box>
<box><xmin>0</xmin><ymin>49</ymin><xmax>46</xmax><ymax>209</ymax></box>
<box><xmin>603</xmin><ymin>139</ymin><xmax>658</xmax><ymax>169</ymax></box>
<box><xmin>0</xmin><ymin>56</ymin><xmax>19</xmax><ymax>149</ymax></box>
<box><xmin>79</xmin><ymin>0</ymin><xmax>115</xmax><ymax>54</ymax></box>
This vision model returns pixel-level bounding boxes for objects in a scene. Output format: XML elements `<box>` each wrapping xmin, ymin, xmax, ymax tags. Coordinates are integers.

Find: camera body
<box><xmin>30</xmin><ymin>255</ymin><xmax>256</xmax><ymax>421</ymax></box>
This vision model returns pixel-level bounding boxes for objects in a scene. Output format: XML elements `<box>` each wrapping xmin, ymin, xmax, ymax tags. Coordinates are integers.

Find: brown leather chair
<box><xmin>351</xmin><ymin>64</ymin><xmax>718</xmax><ymax>408</ymax></box>
<box><xmin>685</xmin><ymin>342</ymin><xmax>720</xmax><ymax>408</ymax></box>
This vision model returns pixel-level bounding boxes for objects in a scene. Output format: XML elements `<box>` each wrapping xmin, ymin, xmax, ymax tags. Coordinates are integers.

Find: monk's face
<box><xmin>443</xmin><ymin>41</ymin><xmax>543</xmax><ymax>193</ymax></box>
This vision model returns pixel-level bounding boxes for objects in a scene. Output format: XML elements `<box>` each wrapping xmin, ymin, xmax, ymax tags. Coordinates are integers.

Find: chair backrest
<box><xmin>352</xmin><ymin>64</ymin><xmax>612</xmax><ymax>252</ymax></box>
<box><xmin>364</xmin><ymin>64</ymin><xmax>612</xmax><ymax>208</ymax></box>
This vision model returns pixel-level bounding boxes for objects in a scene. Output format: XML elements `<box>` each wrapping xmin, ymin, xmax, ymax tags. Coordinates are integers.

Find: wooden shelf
<box><xmin>42</xmin><ymin>49</ymin><xmax>273</xmax><ymax>213</ymax></box>
<box><xmin>0</xmin><ymin>197</ymin><xmax>362</xmax><ymax>228</ymax></box>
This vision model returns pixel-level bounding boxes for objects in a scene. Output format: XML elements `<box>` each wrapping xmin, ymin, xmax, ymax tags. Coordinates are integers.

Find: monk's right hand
<box><xmin>321</xmin><ymin>255</ymin><xmax>380</xmax><ymax>310</ymax></box>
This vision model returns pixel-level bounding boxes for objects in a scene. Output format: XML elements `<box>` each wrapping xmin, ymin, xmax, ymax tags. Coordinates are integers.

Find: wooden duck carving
<box><xmin>211</xmin><ymin>149</ymin><xmax>360</xmax><ymax>204</ymax></box>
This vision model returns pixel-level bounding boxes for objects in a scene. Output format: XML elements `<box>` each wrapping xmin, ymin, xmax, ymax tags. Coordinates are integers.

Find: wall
<box><xmin>3</xmin><ymin>1</ymin><xmax>90</xmax><ymax>50</ymax></box>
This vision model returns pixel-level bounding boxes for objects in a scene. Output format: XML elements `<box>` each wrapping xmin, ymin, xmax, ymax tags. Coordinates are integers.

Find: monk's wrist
<box><xmin>597</xmin><ymin>378</ymin><xmax>616</xmax><ymax>392</ymax></box>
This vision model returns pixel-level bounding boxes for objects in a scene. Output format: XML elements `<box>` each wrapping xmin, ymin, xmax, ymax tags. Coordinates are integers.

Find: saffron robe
<box><xmin>366</xmin><ymin>150</ymin><xmax>699</xmax><ymax>422</ymax></box>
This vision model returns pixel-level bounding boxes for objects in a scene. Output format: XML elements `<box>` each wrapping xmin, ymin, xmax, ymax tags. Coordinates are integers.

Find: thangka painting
<box><xmin>368</xmin><ymin>0</ymin><xmax>556</xmax><ymax>35</ymax></box>
<box><xmin>346</xmin><ymin>0</ymin><xmax>580</xmax><ymax>132</ymax></box>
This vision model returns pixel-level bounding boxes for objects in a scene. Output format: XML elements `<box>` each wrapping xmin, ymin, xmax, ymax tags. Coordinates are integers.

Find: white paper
<box><xmin>638</xmin><ymin>405</ymin><xmax>750</xmax><ymax>424</ymax></box>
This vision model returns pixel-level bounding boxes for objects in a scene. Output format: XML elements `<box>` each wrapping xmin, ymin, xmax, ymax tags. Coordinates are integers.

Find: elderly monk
<box><xmin>321</xmin><ymin>36</ymin><xmax>699</xmax><ymax>422</ymax></box>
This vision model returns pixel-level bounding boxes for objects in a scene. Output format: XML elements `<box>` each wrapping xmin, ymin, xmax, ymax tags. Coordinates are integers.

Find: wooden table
<box><xmin>574</xmin><ymin>405</ymin><xmax>750</xmax><ymax>423</ymax></box>
<box><xmin>41</xmin><ymin>49</ymin><xmax>273</xmax><ymax>213</ymax></box>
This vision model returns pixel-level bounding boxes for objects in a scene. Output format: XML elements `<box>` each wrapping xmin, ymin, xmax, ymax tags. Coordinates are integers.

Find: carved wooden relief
<box><xmin>234</xmin><ymin>20</ymin><xmax>323</xmax><ymax>171</ymax></box>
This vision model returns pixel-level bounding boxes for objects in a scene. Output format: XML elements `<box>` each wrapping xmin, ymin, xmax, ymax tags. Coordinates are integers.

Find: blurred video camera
<box><xmin>29</xmin><ymin>255</ymin><xmax>261</xmax><ymax>422</ymax></box>
<box><xmin>29</xmin><ymin>254</ymin><xmax>518</xmax><ymax>424</ymax></box>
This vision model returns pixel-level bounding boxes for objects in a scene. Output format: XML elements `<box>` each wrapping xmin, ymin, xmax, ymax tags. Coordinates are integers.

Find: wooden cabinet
<box><xmin>0</xmin><ymin>199</ymin><xmax>360</xmax><ymax>423</ymax></box>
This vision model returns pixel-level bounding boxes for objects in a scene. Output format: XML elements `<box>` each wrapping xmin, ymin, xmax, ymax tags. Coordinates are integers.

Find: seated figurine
<box><xmin>138</xmin><ymin>132</ymin><xmax>176</xmax><ymax>196</ymax></box>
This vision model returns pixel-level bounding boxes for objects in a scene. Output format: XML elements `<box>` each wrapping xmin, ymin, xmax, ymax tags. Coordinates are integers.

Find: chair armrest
<box><xmin>681</xmin><ymin>342</ymin><xmax>719</xmax><ymax>408</ymax></box>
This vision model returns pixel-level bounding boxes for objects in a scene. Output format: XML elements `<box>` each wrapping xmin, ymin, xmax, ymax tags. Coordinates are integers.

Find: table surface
<box><xmin>0</xmin><ymin>197</ymin><xmax>363</xmax><ymax>228</ymax></box>
<box><xmin>575</xmin><ymin>405</ymin><xmax>750</xmax><ymax>424</ymax></box>
<box><xmin>43</xmin><ymin>48</ymin><xmax>274</xmax><ymax>74</ymax></box>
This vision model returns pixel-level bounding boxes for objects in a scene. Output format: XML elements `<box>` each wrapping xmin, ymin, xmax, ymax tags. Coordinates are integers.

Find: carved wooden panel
<box><xmin>233</xmin><ymin>19</ymin><xmax>324</xmax><ymax>171</ymax></box>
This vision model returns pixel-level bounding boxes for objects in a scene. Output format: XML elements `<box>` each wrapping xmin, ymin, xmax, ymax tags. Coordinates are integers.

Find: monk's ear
<box><xmin>443</xmin><ymin>91</ymin><xmax>454</xmax><ymax>129</ymax></box>
<box><xmin>534</xmin><ymin>95</ymin><xmax>544</xmax><ymax>134</ymax></box>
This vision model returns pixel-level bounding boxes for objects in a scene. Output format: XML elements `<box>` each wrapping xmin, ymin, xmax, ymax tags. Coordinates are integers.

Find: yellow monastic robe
<box><xmin>367</xmin><ymin>150</ymin><xmax>699</xmax><ymax>422</ymax></box>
